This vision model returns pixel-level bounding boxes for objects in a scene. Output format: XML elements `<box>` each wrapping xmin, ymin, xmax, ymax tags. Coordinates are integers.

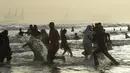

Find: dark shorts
<box><xmin>47</xmin><ymin>43</ymin><xmax>59</xmax><ymax>62</ymax></box>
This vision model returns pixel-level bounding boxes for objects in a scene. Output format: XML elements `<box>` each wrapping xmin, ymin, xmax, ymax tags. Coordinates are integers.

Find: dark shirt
<box><xmin>61</xmin><ymin>34</ymin><xmax>67</xmax><ymax>44</ymax></box>
<box><xmin>93</xmin><ymin>31</ymin><xmax>106</xmax><ymax>47</ymax></box>
<box><xmin>1</xmin><ymin>36</ymin><xmax>11</xmax><ymax>54</ymax></box>
<box><xmin>18</xmin><ymin>31</ymin><xmax>24</xmax><ymax>36</ymax></box>
<box><xmin>0</xmin><ymin>33</ymin><xmax>3</xmax><ymax>46</ymax></box>
<box><xmin>49</xmin><ymin>28</ymin><xmax>60</xmax><ymax>44</ymax></box>
<box><xmin>31</xmin><ymin>28</ymin><xmax>40</xmax><ymax>37</ymax></box>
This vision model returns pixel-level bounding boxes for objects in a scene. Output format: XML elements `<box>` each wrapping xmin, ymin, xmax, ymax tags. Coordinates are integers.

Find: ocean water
<box><xmin>0</xmin><ymin>25</ymin><xmax>130</xmax><ymax>73</ymax></box>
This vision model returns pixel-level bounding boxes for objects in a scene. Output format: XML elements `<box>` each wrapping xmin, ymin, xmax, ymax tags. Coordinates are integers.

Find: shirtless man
<box><xmin>61</xmin><ymin>29</ymin><xmax>73</xmax><ymax>57</ymax></box>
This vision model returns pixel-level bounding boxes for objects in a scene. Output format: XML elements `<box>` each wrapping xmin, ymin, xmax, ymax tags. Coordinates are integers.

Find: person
<box><xmin>125</xmin><ymin>33</ymin><xmax>130</xmax><ymax>38</ymax></box>
<box><xmin>40</xmin><ymin>29</ymin><xmax>49</xmax><ymax>47</ymax></box>
<box><xmin>0</xmin><ymin>30</ymin><xmax>12</xmax><ymax>66</ymax></box>
<box><xmin>60</xmin><ymin>28</ymin><xmax>63</xmax><ymax>39</ymax></box>
<box><xmin>61</xmin><ymin>29</ymin><xmax>73</xmax><ymax>57</ymax></box>
<box><xmin>26</xmin><ymin>25</ymin><xmax>33</xmax><ymax>36</ymax></box>
<box><xmin>22</xmin><ymin>35</ymin><xmax>47</xmax><ymax>61</ymax></box>
<box><xmin>47</xmin><ymin>22</ymin><xmax>65</xmax><ymax>64</ymax></box>
<box><xmin>18</xmin><ymin>28</ymin><xmax>24</xmax><ymax>36</ymax></box>
<box><xmin>82</xmin><ymin>25</ymin><xmax>93</xmax><ymax>59</ymax></box>
<box><xmin>73</xmin><ymin>33</ymin><xmax>80</xmax><ymax>40</ymax></box>
<box><xmin>0</xmin><ymin>33</ymin><xmax>3</xmax><ymax>46</ymax></box>
<box><xmin>31</xmin><ymin>25</ymin><xmax>40</xmax><ymax>38</ymax></box>
<box><xmin>113</xmin><ymin>28</ymin><xmax>115</xmax><ymax>31</ymax></box>
<box><xmin>93</xmin><ymin>25</ymin><xmax>120</xmax><ymax>66</ymax></box>
<box><xmin>127</xmin><ymin>25</ymin><xmax>130</xmax><ymax>31</ymax></box>
<box><xmin>103</xmin><ymin>29</ymin><xmax>113</xmax><ymax>50</ymax></box>
<box><xmin>60</xmin><ymin>28</ymin><xmax>63</xmax><ymax>35</ymax></box>
<box><xmin>71</xmin><ymin>27</ymin><xmax>74</xmax><ymax>32</ymax></box>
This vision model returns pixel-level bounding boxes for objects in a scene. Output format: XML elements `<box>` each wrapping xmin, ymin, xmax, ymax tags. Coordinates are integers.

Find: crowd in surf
<box><xmin>0</xmin><ymin>22</ymin><xmax>121</xmax><ymax>67</ymax></box>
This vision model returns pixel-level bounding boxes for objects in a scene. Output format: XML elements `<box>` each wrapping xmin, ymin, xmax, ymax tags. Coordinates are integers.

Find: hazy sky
<box><xmin>0</xmin><ymin>0</ymin><xmax>130</xmax><ymax>24</ymax></box>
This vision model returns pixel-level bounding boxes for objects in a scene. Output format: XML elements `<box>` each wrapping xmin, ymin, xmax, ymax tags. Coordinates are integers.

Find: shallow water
<box><xmin>0</xmin><ymin>43</ymin><xmax>129</xmax><ymax>73</ymax></box>
<box><xmin>7</xmin><ymin>26</ymin><xmax>130</xmax><ymax>43</ymax></box>
<box><xmin>0</xmin><ymin>26</ymin><xmax>130</xmax><ymax>73</ymax></box>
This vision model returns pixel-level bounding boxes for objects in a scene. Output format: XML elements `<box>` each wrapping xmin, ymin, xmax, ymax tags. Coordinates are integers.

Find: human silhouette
<box><xmin>0</xmin><ymin>33</ymin><xmax>3</xmax><ymax>46</ymax></box>
<box><xmin>92</xmin><ymin>22</ymin><xmax>102</xmax><ymax>35</ymax></box>
<box><xmin>71</xmin><ymin>27</ymin><xmax>74</xmax><ymax>32</ymax></box>
<box><xmin>0</xmin><ymin>30</ymin><xmax>12</xmax><ymax>66</ymax></box>
<box><xmin>40</xmin><ymin>29</ymin><xmax>49</xmax><ymax>47</ymax></box>
<box><xmin>31</xmin><ymin>25</ymin><xmax>40</xmax><ymax>38</ymax></box>
<box><xmin>73</xmin><ymin>33</ymin><xmax>80</xmax><ymax>40</ymax></box>
<box><xmin>26</xmin><ymin>25</ymin><xmax>33</xmax><ymax>35</ymax></box>
<box><xmin>18</xmin><ymin>28</ymin><xmax>24</xmax><ymax>36</ymax></box>
<box><xmin>103</xmin><ymin>29</ymin><xmax>112</xmax><ymax>50</ymax></box>
<box><xmin>93</xmin><ymin>24</ymin><xmax>119</xmax><ymax>66</ymax></box>
<box><xmin>127</xmin><ymin>25</ymin><xmax>130</xmax><ymax>31</ymax></box>
<box><xmin>82</xmin><ymin>25</ymin><xmax>93</xmax><ymax>59</ymax></box>
<box><xmin>60</xmin><ymin>28</ymin><xmax>63</xmax><ymax>49</ymax></box>
<box><xmin>125</xmin><ymin>33</ymin><xmax>130</xmax><ymax>38</ymax></box>
<box><xmin>113</xmin><ymin>28</ymin><xmax>115</xmax><ymax>31</ymax></box>
<box><xmin>47</xmin><ymin>22</ymin><xmax>65</xmax><ymax>64</ymax></box>
<box><xmin>61</xmin><ymin>29</ymin><xmax>73</xmax><ymax>57</ymax></box>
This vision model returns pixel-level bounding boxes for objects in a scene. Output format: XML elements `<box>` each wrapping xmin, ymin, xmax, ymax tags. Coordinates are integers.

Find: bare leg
<box><xmin>102</xmin><ymin>50</ymin><xmax>120</xmax><ymax>65</ymax></box>
<box><xmin>93</xmin><ymin>49</ymin><xmax>101</xmax><ymax>66</ymax></box>
<box><xmin>67</xmin><ymin>48</ymin><xmax>73</xmax><ymax>57</ymax></box>
<box><xmin>62</xmin><ymin>49</ymin><xmax>67</xmax><ymax>55</ymax></box>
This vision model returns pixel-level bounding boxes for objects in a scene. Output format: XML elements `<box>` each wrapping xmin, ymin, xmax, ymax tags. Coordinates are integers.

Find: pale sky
<box><xmin>0</xmin><ymin>0</ymin><xmax>130</xmax><ymax>24</ymax></box>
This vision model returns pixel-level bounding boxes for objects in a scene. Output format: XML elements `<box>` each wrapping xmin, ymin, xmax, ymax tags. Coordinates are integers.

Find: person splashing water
<box><xmin>22</xmin><ymin>25</ymin><xmax>47</xmax><ymax>62</ymax></box>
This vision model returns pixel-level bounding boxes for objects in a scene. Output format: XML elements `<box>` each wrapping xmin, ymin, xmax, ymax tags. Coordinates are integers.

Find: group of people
<box><xmin>22</xmin><ymin>22</ymin><xmax>67</xmax><ymax>64</ymax></box>
<box><xmin>18</xmin><ymin>25</ymin><xmax>41</xmax><ymax>37</ymax></box>
<box><xmin>20</xmin><ymin>22</ymin><xmax>120</xmax><ymax>66</ymax></box>
<box><xmin>0</xmin><ymin>22</ymin><xmax>121</xmax><ymax>67</ymax></box>
<box><xmin>83</xmin><ymin>22</ymin><xmax>120</xmax><ymax>66</ymax></box>
<box><xmin>21</xmin><ymin>22</ymin><xmax>80</xmax><ymax>64</ymax></box>
<box><xmin>0</xmin><ymin>30</ymin><xmax>12</xmax><ymax>67</ymax></box>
